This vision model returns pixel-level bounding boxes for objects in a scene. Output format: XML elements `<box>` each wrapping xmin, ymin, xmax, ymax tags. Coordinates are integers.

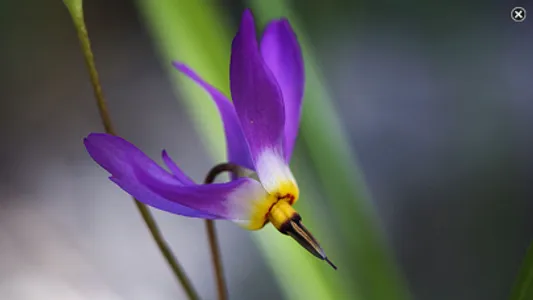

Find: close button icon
<box><xmin>511</xmin><ymin>7</ymin><xmax>527</xmax><ymax>22</ymax></box>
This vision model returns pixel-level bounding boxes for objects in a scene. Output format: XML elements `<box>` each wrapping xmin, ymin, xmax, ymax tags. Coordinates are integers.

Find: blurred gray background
<box><xmin>1</xmin><ymin>0</ymin><xmax>533</xmax><ymax>299</ymax></box>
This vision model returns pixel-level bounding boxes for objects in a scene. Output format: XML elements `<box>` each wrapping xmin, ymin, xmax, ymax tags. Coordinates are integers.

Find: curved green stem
<box><xmin>202</xmin><ymin>162</ymin><xmax>244</xmax><ymax>300</ymax></box>
<box><xmin>63</xmin><ymin>1</ymin><xmax>199</xmax><ymax>299</ymax></box>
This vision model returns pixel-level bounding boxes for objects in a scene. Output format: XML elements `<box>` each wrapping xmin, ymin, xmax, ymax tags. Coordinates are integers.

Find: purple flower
<box><xmin>84</xmin><ymin>9</ymin><xmax>335</xmax><ymax>268</ymax></box>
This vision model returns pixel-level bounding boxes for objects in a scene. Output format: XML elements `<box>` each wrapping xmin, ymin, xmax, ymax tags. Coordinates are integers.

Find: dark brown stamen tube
<box><xmin>280</xmin><ymin>215</ymin><xmax>337</xmax><ymax>270</ymax></box>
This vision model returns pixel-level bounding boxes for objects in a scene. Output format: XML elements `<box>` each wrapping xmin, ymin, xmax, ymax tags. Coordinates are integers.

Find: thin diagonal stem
<box><xmin>133</xmin><ymin>202</ymin><xmax>199</xmax><ymax>300</ymax></box>
<box><xmin>203</xmin><ymin>163</ymin><xmax>243</xmax><ymax>300</ymax></box>
<box><xmin>63</xmin><ymin>1</ymin><xmax>199</xmax><ymax>299</ymax></box>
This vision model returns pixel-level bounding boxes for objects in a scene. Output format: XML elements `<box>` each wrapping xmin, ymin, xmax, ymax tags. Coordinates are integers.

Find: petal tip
<box><xmin>172</xmin><ymin>62</ymin><xmax>199</xmax><ymax>82</ymax></box>
<box><xmin>171</xmin><ymin>61</ymin><xmax>186</xmax><ymax>70</ymax></box>
<box><xmin>242</xmin><ymin>8</ymin><xmax>253</xmax><ymax>19</ymax></box>
<box><xmin>85</xmin><ymin>132</ymin><xmax>112</xmax><ymax>142</ymax></box>
<box><xmin>84</xmin><ymin>133</ymin><xmax>121</xmax><ymax>151</ymax></box>
<box><xmin>84</xmin><ymin>132</ymin><xmax>96</xmax><ymax>141</ymax></box>
<box><xmin>281</xmin><ymin>19</ymin><xmax>295</xmax><ymax>34</ymax></box>
<box><xmin>83</xmin><ymin>133</ymin><xmax>104</xmax><ymax>149</ymax></box>
<box><xmin>239</xmin><ymin>8</ymin><xmax>256</xmax><ymax>33</ymax></box>
<box><xmin>280</xmin><ymin>18</ymin><xmax>291</xmax><ymax>26</ymax></box>
<box><xmin>265</xmin><ymin>18</ymin><xmax>296</xmax><ymax>39</ymax></box>
<box><xmin>161</xmin><ymin>149</ymin><xmax>171</xmax><ymax>162</ymax></box>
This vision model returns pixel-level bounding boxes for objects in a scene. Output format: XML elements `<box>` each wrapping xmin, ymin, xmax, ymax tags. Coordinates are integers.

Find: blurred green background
<box><xmin>1</xmin><ymin>0</ymin><xmax>532</xmax><ymax>300</ymax></box>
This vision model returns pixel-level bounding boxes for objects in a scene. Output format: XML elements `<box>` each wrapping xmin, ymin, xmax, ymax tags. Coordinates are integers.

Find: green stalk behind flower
<box><xmin>250</xmin><ymin>1</ymin><xmax>411</xmax><ymax>300</ymax></box>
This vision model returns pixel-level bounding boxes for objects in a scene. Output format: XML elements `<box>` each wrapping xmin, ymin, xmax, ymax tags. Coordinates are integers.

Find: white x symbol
<box><xmin>511</xmin><ymin>7</ymin><xmax>527</xmax><ymax>22</ymax></box>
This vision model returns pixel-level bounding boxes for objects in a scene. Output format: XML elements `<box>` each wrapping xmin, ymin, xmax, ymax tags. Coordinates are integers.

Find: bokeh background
<box><xmin>1</xmin><ymin>0</ymin><xmax>533</xmax><ymax>299</ymax></box>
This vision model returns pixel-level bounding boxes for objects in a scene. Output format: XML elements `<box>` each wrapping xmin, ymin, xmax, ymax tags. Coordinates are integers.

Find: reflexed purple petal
<box><xmin>172</xmin><ymin>62</ymin><xmax>254</xmax><ymax>170</ymax></box>
<box><xmin>136</xmin><ymin>167</ymin><xmax>270</xmax><ymax>224</ymax></box>
<box><xmin>260</xmin><ymin>19</ymin><xmax>304</xmax><ymax>162</ymax></box>
<box><xmin>84</xmin><ymin>133</ymin><xmax>180</xmax><ymax>185</ymax></box>
<box><xmin>230</xmin><ymin>9</ymin><xmax>297</xmax><ymax>193</ymax></box>
<box><xmin>84</xmin><ymin>133</ymin><xmax>213</xmax><ymax>218</ymax></box>
<box><xmin>161</xmin><ymin>150</ymin><xmax>195</xmax><ymax>185</ymax></box>
<box><xmin>110</xmin><ymin>176</ymin><xmax>216</xmax><ymax>218</ymax></box>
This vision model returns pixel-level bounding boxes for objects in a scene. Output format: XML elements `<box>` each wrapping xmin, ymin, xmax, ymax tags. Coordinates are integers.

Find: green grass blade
<box><xmin>250</xmin><ymin>1</ymin><xmax>411</xmax><ymax>299</ymax></box>
<box><xmin>135</xmin><ymin>1</ymin><xmax>343</xmax><ymax>299</ymax></box>
<box><xmin>509</xmin><ymin>243</ymin><xmax>533</xmax><ymax>300</ymax></box>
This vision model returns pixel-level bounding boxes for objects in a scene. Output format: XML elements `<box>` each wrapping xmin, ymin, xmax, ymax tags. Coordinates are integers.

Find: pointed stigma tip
<box><xmin>325</xmin><ymin>257</ymin><xmax>337</xmax><ymax>270</ymax></box>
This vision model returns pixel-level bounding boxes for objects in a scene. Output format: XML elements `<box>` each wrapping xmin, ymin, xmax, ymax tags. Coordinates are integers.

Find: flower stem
<box><xmin>63</xmin><ymin>1</ymin><xmax>199</xmax><ymax>299</ymax></box>
<box><xmin>133</xmin><ymin>202</ymin><xmax>199</xmax><ymax>300</ymax></box>
<box><xmin>203</xmin><ymin>163</ymin><xmax>243</xmax><ymax>300</ymax></box>
<box><xmin>204</xmin><ymin>220</ymin><xmax>227</xmax><ymax>300</ymax></box>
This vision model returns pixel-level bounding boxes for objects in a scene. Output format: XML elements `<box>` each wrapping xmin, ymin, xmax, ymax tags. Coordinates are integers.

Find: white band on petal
<box><xmin>255</xmin><ymin>148</ymin><xmax>297</xmax><ymax>196</ymax></box>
